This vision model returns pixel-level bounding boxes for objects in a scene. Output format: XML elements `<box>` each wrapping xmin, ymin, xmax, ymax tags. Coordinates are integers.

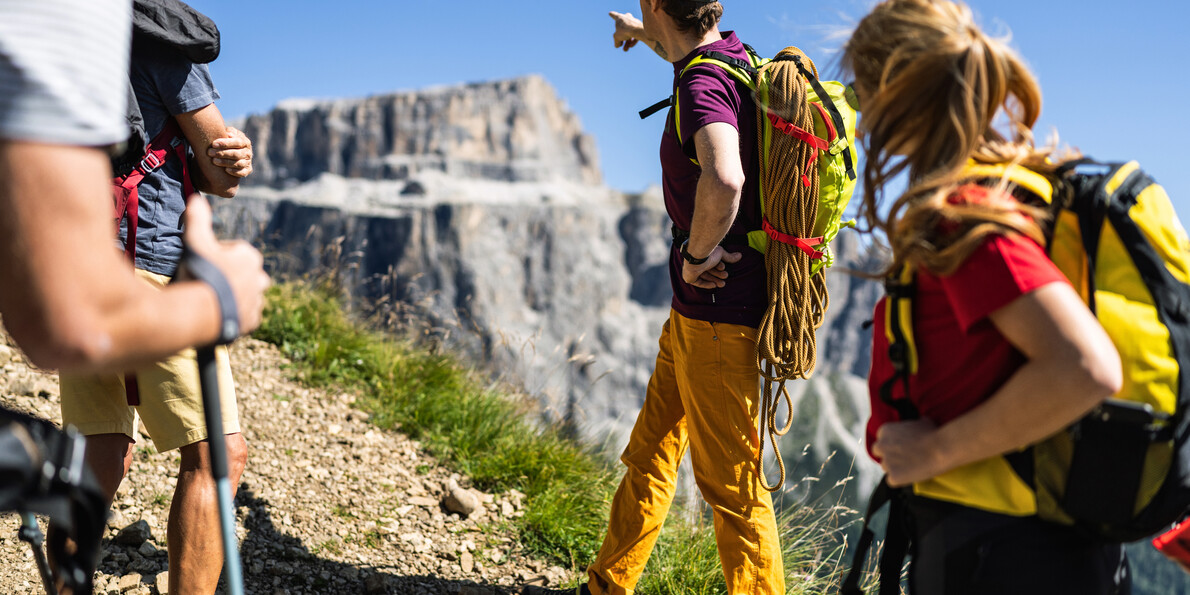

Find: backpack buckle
<box><xmin>139</xmin><ymin>152</ymin><xmax>164</xmax><ymax>172</ymax></box>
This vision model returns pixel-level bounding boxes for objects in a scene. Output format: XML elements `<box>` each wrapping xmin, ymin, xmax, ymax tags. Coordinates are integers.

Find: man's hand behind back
<box><xmin>681</xmin><ymin>247</ymin><xmax>742</xmax><ymax>289</ymax></box>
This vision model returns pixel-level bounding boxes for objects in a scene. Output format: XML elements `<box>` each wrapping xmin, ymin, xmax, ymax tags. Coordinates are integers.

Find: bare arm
<box><xmin>0</xmin><ymin>140</ymin><xmax>267</xmax><ymax>371</ymax></box>
<box><xmin>872</xmin><ymin>282</ymin><xmax>1122</xmax><ymax>487</ymax></box>
<box><xmin>609</xmin><ymin>11</ymin><xmax>669</xmax><ymax>61</ymax></box>
<box><xmin>681</xmin><ymin>122</ymin><xmax>746</xmax><ymax>289</ymax></box>
<box><xmin>176</xmin><ymin>103</ymin><xmax>242</xmax><ymax>197</ymax></box>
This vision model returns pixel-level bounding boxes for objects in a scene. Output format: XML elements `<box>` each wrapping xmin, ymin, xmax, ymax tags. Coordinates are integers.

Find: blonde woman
<box><xmin>844</xmin><ymin>0</ymin><xmax>1129</xmax><ymax>593</ymax></box>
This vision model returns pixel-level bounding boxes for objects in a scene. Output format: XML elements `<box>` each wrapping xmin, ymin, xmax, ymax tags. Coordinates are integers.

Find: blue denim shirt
<box><xmin>117</xmin><ymin>42</ymin><xmax>220</xmax><ymax>277</ymax></box>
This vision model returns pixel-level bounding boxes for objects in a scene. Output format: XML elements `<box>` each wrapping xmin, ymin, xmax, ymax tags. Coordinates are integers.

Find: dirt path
<box><xmin>0</xmin><ymin>337</ymin><xmax>572</xmax><ymax>594</ymax></box>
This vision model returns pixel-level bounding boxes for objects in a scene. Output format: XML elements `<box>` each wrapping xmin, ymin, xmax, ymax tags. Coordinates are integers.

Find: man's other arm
<box><xmin>0</xmin><ymin>140</ymin><xmax>267</xmax><ymax>371</ymax></box>
<box><xmin>681</xmin><ymin>122</ymin><xmax>745</xmax><ymax>289</ymax></box>
<box><xmin>179</xmin><ymin>104</ymin><xmax>247</xmax><ymax>197</ymax></box>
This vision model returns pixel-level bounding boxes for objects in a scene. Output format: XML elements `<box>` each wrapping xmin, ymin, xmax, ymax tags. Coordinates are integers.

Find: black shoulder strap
<box><xmin>842</xmin><ymin>478</ymin><xmax>911</xmax><ymax>595</ymax></box>
<box><xmin>639</xmin><ymin>47</ymin><xmax>757</xmax><ymax>120</ymax></box>
<box><xmin>639</xmin><ymin>96</ymin><xmax>673</xmax><ymax>120</ymax></box>
<box><xmin>110</xmin><ymin>78</ymin><xmax>148</xmax><ymax>178</ymax></box>
<box><xmin>881</xmin><ymin>267</ymin><xmax>921</xmax><ymax>421</ymax></box>
<box><xmin>700</xmin><ymin>50</ymin><xmax>758</xmax><ymax>77</ymax></box>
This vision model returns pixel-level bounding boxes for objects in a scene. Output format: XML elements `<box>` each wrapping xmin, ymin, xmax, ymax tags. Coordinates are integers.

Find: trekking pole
<box><xmin>18</xmin><ymin>512</ymin><xmax>55</xmax><ymax>595</ymax></box>
<box><xmin>196</xmin><ymin>346</ymin><xmax>244</xmax><ymax>595</ymax></box>
<box><xmin>178</xmin><ymin>233</ymin><xmax>246</xmax><ymax>595</ymax></box>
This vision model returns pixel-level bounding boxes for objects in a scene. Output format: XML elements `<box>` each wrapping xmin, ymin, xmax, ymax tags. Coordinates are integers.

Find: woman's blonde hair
<box><xmin>842</xmin><ymin>0</ymin><xmax>1068</xmax><ymax>275</ymax></box>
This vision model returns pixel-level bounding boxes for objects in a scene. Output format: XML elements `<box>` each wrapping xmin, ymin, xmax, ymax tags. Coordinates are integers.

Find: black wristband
<box><xmin>177</xmin><ymin>247</ymin><xmax>240</xmax><ymax>346</ymax></box>
<box><xmin>680</xmin><ymin>240</ymin><xmax>709</xmax><ymax>265</ymax></box>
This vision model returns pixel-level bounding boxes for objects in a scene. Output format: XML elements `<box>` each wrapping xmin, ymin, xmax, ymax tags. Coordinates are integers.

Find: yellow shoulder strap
<box><xmin>883</xmin><ymin>264</ymin><xmax>920</xmax><ymax>375</ymax></box>
<box><xmin>673</xmin><ymin>56</ymin><xmax>757</xmax><ymax>157</ymax></box>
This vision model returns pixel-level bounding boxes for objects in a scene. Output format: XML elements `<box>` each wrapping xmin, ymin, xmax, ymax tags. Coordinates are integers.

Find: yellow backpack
<box><xmin>896</xmin><ymin>160</ymin><xmax>1190</xmax><ymax>538</ymax></box>
<box><xmin>843</xmin><ymin>160</ymin><xmax>1190</xmax><ymax>595</ymax></box>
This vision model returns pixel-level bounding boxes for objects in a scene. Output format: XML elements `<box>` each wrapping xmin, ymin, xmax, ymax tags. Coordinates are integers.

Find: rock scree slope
<box><xmin>0</xmin><ymin>336</ymin><xmax>572</xmax><ymax>595</ymax></box>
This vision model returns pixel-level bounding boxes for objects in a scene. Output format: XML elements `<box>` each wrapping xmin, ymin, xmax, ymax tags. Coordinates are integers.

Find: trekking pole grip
<box><xmin>179</xmin><ymin>245</ymin><xmax>240</xmax><ymax>346</ymax></box>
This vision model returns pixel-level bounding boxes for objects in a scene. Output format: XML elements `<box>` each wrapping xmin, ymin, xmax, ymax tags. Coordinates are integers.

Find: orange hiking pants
<box><xmin>586</xmin><ymin>310</ymin><xmax>785</xmax><ymax>595</ymax></box>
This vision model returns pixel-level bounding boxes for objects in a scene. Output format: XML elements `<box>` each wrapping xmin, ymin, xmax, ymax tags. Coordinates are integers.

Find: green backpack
<box><xmin>642</xmin><ymin>43</ymin><xmax>859</xmax><ymax>272</ymax></box>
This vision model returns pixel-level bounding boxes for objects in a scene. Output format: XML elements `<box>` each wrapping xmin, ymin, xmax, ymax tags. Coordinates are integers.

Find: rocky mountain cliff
<box><xmin>238</xmin><ymin>75</ymin><xmax>601</xmax><ymax>188</ymax></box>
<box><xmin>217</xmin><ymin>75</ymin><xmax>883</xmax><ymax>499</ymax></box>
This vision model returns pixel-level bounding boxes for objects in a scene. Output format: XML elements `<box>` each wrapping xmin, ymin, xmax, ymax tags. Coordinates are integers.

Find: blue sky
<box><xmin>188</xmin><ymin>0</ymin><xmax>1189</xmax><ymax>216</ymax></box>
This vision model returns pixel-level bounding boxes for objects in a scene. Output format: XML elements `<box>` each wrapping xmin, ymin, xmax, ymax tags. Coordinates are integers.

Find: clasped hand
<box><xmin>681</xmin><ymin>246</ymin><xmax>742</xmax><ymax>289</ymax></box>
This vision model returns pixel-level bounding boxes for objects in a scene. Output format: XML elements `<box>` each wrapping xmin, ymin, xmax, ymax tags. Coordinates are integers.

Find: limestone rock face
<box><xmin>239</xmin><ymin>75</ymin><xmax>601</xmax><ymax>188</ymax></box>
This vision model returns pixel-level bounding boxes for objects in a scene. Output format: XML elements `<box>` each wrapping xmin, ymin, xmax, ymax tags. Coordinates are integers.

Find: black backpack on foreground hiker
<box><xmin>843</xmin><ymin>161</ymin><xmax>1190</xmax><ymax>593</ymax></box>
<box><xmin>0</xmin><ymin>407</ymin><xmax>106</xmax><ymax>594</ymax></box>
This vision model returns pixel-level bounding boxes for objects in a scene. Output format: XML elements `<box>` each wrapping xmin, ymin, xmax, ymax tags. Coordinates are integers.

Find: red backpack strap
<box><xmin>110</xmin><ymin>118</ymin><xmax>189</xmax><ymax>407</ymax></box>
<box><xmin>110</xmin><ymin>118</ymin><xmax>190</xmax><ymax>262</ymax></box>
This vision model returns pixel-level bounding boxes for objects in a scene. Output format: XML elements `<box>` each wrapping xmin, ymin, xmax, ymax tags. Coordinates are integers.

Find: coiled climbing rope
<box><xmin>754</xmin><ymin>48</ymin><xmax>830</xmax><ymax>492</ymax></box>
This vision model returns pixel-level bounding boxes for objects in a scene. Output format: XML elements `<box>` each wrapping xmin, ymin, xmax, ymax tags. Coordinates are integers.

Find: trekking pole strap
<box><xmin>179</xmin><ymin>239</ymin><xmax>240</xmax><ymax>346</ymax></box>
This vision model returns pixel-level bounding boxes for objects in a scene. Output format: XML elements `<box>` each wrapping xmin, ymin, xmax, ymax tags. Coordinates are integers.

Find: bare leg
<box><xmin>167</xmin><ymin>432</ymin><xmax>247</xmax><ymax>595</ymax></box>
<box><xmin>80</xmin><ymin>433</ymin><xmax>136</xmax><ymax>507</ymax></box>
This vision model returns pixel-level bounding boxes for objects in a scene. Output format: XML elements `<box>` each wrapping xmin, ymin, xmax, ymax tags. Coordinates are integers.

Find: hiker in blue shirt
<box><xmin>57</xmin><ymin>24</ymin><xmax>256</xmax><ymax>595</ymax></box>
<box><xmin>0</xmin><ymin>0</ymin><xmax>268</xmax><ymax>372</ymax></box>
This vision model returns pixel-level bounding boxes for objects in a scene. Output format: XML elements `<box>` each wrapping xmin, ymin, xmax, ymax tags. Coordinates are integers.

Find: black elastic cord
<box><xmin>180</xmin><ymin>247</ymin><xmax>240</xmax><ymax>345</ymax></box>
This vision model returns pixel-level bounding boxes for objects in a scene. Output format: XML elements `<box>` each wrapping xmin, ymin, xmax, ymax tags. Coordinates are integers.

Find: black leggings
<box><xmin>906</xmin><ymin>496</ymin><xmax>1131</xmax><ymax>595</ymax></box>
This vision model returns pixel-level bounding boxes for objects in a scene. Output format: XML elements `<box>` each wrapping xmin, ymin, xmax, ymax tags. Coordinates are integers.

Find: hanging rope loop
<box><xmin>754</xmin><ymin>47</ymin><xmax>832</xmax><ymax>492</ymax></box>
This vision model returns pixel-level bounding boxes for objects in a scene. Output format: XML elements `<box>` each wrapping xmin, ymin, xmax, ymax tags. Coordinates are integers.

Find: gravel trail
<box><xmin>0</xmin><ymin>337</ymin><xmax>572</xmax><ymax>594</ymax></box>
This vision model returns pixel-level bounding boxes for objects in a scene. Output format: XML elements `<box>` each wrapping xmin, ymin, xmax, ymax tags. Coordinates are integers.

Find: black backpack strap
<box><xmin>700</xmin><ymin>50</ymin><xmax>758</xmax><ymax>77</ymax></box>
<box><xmin>843</xmin><ymin>478</ymin><xmax>911</xmax><ymax>595</ymax></box>
<box><xmin>881</xmin><ymin>268</ymin><xmax>921</xmax><ymax>421</ymax></box>
<box><xmin>780</xmin><ymin>53</ymin><xmax>857</xmax><ymax>181</ymax></box>
<box><xmin>639</xmin><ymin>48</ymin><xmax>757</xmax><ymax>120</ymax></box>
<box><xmin>639</xmin><ymin>96</ymin><xmax>673</xmax><ymax>120</ymax></box>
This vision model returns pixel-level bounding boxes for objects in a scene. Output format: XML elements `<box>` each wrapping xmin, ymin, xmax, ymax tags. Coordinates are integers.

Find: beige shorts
<box><xmin>59</xmin><ymin>269</ymin><xmax>240</xmax><ymax>452</ymax></box>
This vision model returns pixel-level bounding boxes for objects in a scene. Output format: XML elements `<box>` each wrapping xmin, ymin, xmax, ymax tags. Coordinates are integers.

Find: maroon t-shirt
<box><xmin>865</xmin><ymin>219</ymin><xmax>1069</xmax><ymax>460</ymax></box>
<box><xmin>662</xmin><ymin>32</ymin><xmax>766</xmax><ymax>328</ymax></box>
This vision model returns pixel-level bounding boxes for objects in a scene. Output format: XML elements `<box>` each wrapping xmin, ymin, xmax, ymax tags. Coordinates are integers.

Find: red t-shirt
<box><xmin>865</xmin><ymin>227</ymin><xmax>1069</xmax><ymax>460</ymax></box>
<box><xmin>661</xmin><ymin>32</ymin><xmax>766</xmax><ymax>328</ymax></box>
